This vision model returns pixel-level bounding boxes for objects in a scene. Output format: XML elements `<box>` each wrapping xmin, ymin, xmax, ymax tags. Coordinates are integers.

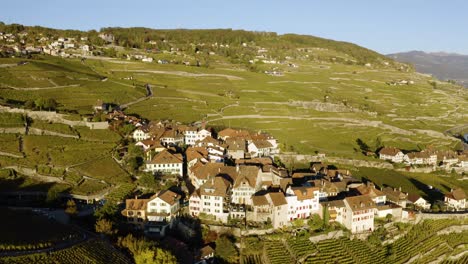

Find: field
<box><xmin>2</xmin><ymin>53</ymin><xmax>465</xmax><ymax>160</ymax></box>
<box><xmin>256</xmin><ymin>219</ymin><xmax>468</xmax><ymax>264</ymax></box>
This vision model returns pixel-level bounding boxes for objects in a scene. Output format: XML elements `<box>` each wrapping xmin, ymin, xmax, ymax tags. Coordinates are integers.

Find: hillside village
<box><xmin>1</xmin><ymin>23</ymin><xmax>468</xmax><ymax>264</ymax></box>
<box><xmin>118</xmin><ymin>111</ymin><xmax>467</xmax><ymax>237</ymax></box>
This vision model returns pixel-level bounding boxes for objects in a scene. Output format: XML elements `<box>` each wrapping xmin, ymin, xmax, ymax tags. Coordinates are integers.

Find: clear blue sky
<box><xmin>2</xmin><ymin>0</ymin><xmax>467</xmax><ymax>54</ymax></box>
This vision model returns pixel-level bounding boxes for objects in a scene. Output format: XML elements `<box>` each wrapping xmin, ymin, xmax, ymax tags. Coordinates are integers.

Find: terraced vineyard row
<box><xmin>0</xmin><ymin>239</ymin><xmax>130</xmax><ymax>264</ymax></box>
<box><xmin>263</xmin><ymin>240</ymin><xmax>293</xmax><ymax>264</ymax></box>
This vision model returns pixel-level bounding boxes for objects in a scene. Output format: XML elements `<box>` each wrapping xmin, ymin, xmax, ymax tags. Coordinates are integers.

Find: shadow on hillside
<box><xmin>0</xmin><ymin>174</ymin><xmax>72</xmax><ymax>207</ymax></box>
<box><xmin>408</xmin><ymin>178</ymin><xmax>444</xmax><ymax>203</ymax></box>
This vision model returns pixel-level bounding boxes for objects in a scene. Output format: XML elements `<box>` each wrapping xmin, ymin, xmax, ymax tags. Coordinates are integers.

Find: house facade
<box><xmin>145</xmin><ymin>150</ymin><xmax>183</xmax><ymax>175</ymax></box>
<box><xmin>342</xmin><ymin>195</ymin><xmax>376</xmax><ymax>233</ymax></box>
<box><xmin>445</xmin><ymin>188</ymin><xmax>466</xmax><ymax>211</ymax></box>
<box><xmin>378</xmin><ymin>147</ymin><xmax>404</xmax><ymax>163</ymax></box>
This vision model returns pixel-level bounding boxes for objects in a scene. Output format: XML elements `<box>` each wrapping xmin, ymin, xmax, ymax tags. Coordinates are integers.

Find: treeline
<box><xmin>1</xmin><ymin>22</ymin><xmax>394</xmax><ymax>65</ymax></box>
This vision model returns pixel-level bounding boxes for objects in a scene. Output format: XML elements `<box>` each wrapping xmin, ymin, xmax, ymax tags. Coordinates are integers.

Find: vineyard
<box><xmin>0</xmin><ymin>239</ymin><xmax>130</xmax><ymax>264</ymax></box>
<box><xmin>251</xmin><ymin>219</ymin><xmax>468</xmax><ymax>264</ymax></box>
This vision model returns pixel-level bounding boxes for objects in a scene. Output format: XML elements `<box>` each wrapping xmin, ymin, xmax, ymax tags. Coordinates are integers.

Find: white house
<box><xmin>226</xmin><ymin>138</ymin><xmax>246</xmax><ymax>159</ymax></box>
<box><xmin>147</xmin><ymin>190</ymin><xmax>181</xmax><ymax>222</ymax></box>
<box><xmin>133</xmin><ymin>126</ymin><xmax>151</xmax><ymax>141</ymax></box>
<box><xmin>248</xmin><ymin>140</ymin><xmax>273</xmax><ymax>158</ymax></box>
<box><xmin>145</xmin><ymin>150</ymin><xmax>183</xmax><ymax>175</ymax></box>
<box><xmin>231</xmin><ymin>166</ymin><xmax>261</xmax><ymax>206</ymax></box>
<box><xmin>378</xmin><ymin>147</ymin><xmax>404</xmax><ymax>163</ymax></box>
<box><xmin>179</xmin><ymin>126</ymin><xmax>211</xmax><ymax>146</ymax></box>
<box><xmin>285</xmin><ymin>186</ymin><xmax>320</xmax><ymax>221</ymax></box>
<box><xmin>160</xmin><ymin>129</ymin><xmax>184</xmax><ymax>146</ymax></box>
<box><xmin>407</xmin><ymin>194</ymin><xmax>431</xmax><ymax>210</ymax></box>
<box><xmin>189</xmin><ymin>177</ymin><xmax>231</xmax><ymax>223</ymax></box>
<box><xmin>444</xmin><ymin>188</ymin><xmax>466</xmax><ymax>211</ymax></box>
<box><xmin>353</xmin><ymin>182</ymin><xmax>386</xmax><ymax>206</ymax></box>
<box><xmin>250</xmin><ymin>192</ymin><xmax>288</xmax><ymax>229</ymax></box>
<box><xmin>342</xmin><ymin>195</ymin><xmax>376</xmax><ymax>233</ymax></box>
<box><xmin>404</xmin><ymin>152</ymin><xmax>437</xmax><ymax>165</ymax></box>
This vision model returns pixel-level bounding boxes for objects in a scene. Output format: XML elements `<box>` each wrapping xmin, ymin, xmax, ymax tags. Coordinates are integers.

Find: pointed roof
<box><xmin>344</xmin><ymin>195</ymin><xmax>376</xmax><ymax>212</ymax></box>
<box><xmin>268</xmin><ymin>192</ymin><xmax>287</xmax><ymax>206</ymax></box>
<box><xmin>379</xmin><ymin>147</ymin><xmax>402</xmax><ymax>156</ymax></box>
<box><xmin>199</xmin><ymin>177</ymin><xmax>231</xmax><ymax>197</ymax></box>
<box><xmin>154</xmin><ymin>189</ymin><xmax>181</xmax><ymax>205</ymax></box>
<box><xmin>147</xmin><ymin>149</ymin><xmax>183</xmax><ymax>164</ymax></box>
<box><xmin>233</xmin><ymin>166</ymin><xmax>259</xmax><ymax>188</ymax></box>
<box><xmin>291</xmin><ymin>186</ymin><xmax>319</xmax><ymax>201</ymax></box>
<box><xmin>445</xmin><ymin>188</ymin><xmax>466</xmax><ymax>201</ymax></box>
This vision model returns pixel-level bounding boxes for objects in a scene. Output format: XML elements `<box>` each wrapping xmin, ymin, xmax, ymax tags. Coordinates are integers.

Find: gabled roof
<box><xmin>268</xmin><ymin>192</ymin><xmax>287</xmax><ymax>206</ymax></box>
<box><xmin>199</xmin><ymin>177</ymin><xmax>231</xmax><ymax>197</ymax></box>
<box><xmin>154</xmin><ymin>189</ymin><xmax>181</xmax><ymax>205</ymax></box>
<box><xmin>218</xmin><ymin>128</ymin><xmax>252</xmax><ymax>140</ymax></box>
<box><xmin>292</xmin><ymin>186</ymin><xmax>318</xmax><ymax>201</ymax></box>
<box><xmin>445</xmin><ymin>188</ymin><xmax>466</xmax><ymax>201</ymax></box>
<box><xmin>186</xmin><ymin>147</ymin><xmax>209</xmax><ymax>161</ymax></box>
<box><xmin>191</xmin><ymin>163</ymin><xmax>237</xmax><ymax>182</ymax></box>
<box><xmin>226</xmin><ymin>138</ymin><xmax>246</xmax><ymax>151</ymax></box>
<box><xmin>379</xmin><ymin>147</ymin><xmax>402</xmax><ymax>156</ymax></box>
<box><xmin>382</xmin><ymin>187</ymin><xmax>407</xmax><ymax>201</ymax></box>
<box><xmin>233</xmin><ymin>166</ymin><xmax>259</xmax><ymax>188</ymax></box>
<box><xmin>252</xmin><ymin>195</ymin><xmax>269</xmax><ymax>206</ymax></box>
<box><xmin>124</xmin><ymin>198</ymin><xmax>149</xmax><ymax>211</ymax></box>
<box><xmin>407</xmin><ymin>193</ymin><xmax>424</xmax><ymax>203</ymax></box>
<box><xmin>354</xmin><ymin>183</ymin><xmax>385</xmax><ymax>198</ymax></box>
<box><xmin>251</xmin><ymin>140</ymin><xmax>273</xmax><ymax>149</ymax></box>
<box><xmin>147</xmin><ymin>149</ymin><xmax>183</xmax><ymax>164</ymax></box>
<box><xmin>344</xmin><ymin>195</ymin><xmax>376</xmax><ymax>212</ymax></box>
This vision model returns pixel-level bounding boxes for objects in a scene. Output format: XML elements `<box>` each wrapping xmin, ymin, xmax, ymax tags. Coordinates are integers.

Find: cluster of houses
<box><xmin>378</xmin><ymin>147</ymin><xmax>468</xmax><ymax>168</ymax></box>
<box><xmin>122</xmin><ymin>121</ymin><xmax>467</xmax><ymax>235</ymax></box>
<box><xmin>0</xmin><ymin>31</ymin><xmax>93</xmax><ymax>58</ymax></box>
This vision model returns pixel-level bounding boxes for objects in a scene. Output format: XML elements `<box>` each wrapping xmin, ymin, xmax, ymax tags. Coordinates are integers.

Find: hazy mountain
<box><xmin>387</xmin><ymin>51</ymin><xmax>468</xmax><ymax>87</ymax></box>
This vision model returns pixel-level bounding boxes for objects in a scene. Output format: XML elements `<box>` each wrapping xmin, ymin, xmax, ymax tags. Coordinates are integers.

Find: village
<box><xmin>112</xmin><ymin>108</ymin><xmax>468</xmax><ymax>238</ymax></box>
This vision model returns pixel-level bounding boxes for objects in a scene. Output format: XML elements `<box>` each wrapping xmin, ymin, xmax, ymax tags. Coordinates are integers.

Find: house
<box><xmin>407</xmin><ymin>194</ymin><xmax>431</xmax><ymax>210</ymax></box>
<box><xmin>186</xmin><ymin>147</ymin><xmax>209</xmax><ymax>169</ymax></box>
<box><xmin>231</xmin><ymin>166</ymin><xmax>261</xmax><ymax>206</ymax></box>
<box><xmin>226</xmin><ymin>138</ymin><xmax>246</xmax><ymax>159</ymax></box>
<box><xmin>437</xmin><ymin>151</ymin><xmax>459</xmax><ymax>166</ymax></box>
<box><xmin>121</xmin><ymin>197</ymin><xmax>149</xmax><ymax>229</ymax></box>
<box><xmin>178</xmin><ymin>125</ymin><xmax>211</xmax><ymax>146</ymax></box>
<box><xmin>189</xmin><ymin>177</ymin><xmax>231</xmax><ymax>223</ymax></box>
<box><xmin>189</xmin><ymin>163</ymin><xmax>236</xmax><ymax>189</ymax></box>
<box><xmin>195</xmin><ymin>137</ymin><xmax>225</xmax><ymax>162</ymax></box>
<box><xmin>135</xmin><ymin>139</ymin><xmax>165</xmax><ymax>152</ymax></box>
<box><xmin>343</xmin><ymin>195</ymin><xmax>376</xmax><ymax>233</ymax></box>
<box><xmin>352</xmin><ymin>182</ymin><xmax>386</xmax><ymax>205</ymax></box>
<box><xmin>404</xmin><ymin>151</ymin><xmax>437</xmax><ymax>165</ymax></box>
<box><xmin>145</xmin><ymin>150</ymin><xmax>183</xmax><ymax>176</ymax></box>
<box><xmin>250</xmin><ymin>192</ymin><xmax>288</xmax><ymax>229</ymax></box>
<box><xmin>285</xmin><ymin>186</ymin><xmax>320</xmax><ymax>221</ymax></box>
<box><xmin>160</xmin><ymin>129</ymin><xmax>184</xmax><ymax>146</ymax></box>
<box><xmin>218</xmin><ymin>128</ymin><xmax>251</xmax><ymax>141</ymax></box>
<box><xmin>133</xmin><ymin>126</ymin><xmax>152</xmax><ymax>141</ymax></box>
<box><xmin>320</xmin><ymin>200</ymin><xmax>345</xmax><ymax>224</ymax></box>
<box><xmin>147</xmin><ymin>190</ymin><xmax>181</xmax><ymax>222</ymax></box>
<box><xmin>382</xmin><ymin>187</ymin><xmax>407</xmax><ymax>208</ymax></box>
<box><xmin>444</xmin><ymin>188</ymin><xmax>466</xmax><ymax>211</ymax></box>
<box><xmin>248</xmin><ymin>140</ymin><xmax>274</xmax><ymax>158</ymax></box>
<box><xmin>378</xmin><ymin>147</ymin><xmax>404</xmax><ymax>163</ymax></box>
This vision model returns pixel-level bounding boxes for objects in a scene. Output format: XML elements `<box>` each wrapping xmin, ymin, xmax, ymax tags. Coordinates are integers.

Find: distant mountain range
<box><xmin>387</xmin><ymin>51</ymin><xmax>468</xmax><ymax>87</ymax></box>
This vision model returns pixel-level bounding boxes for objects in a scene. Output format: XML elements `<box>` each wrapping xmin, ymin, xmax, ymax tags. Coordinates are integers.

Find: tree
<box><xmin>95</xmin><ymin>218</ymin><xmax>117</xmax><ymax>236</ymax></box>
<box><xmin>34</xmin><ymin>98</ymin><xmax>45</xmax><ymax>111</ymax></box>
<box><xmin>65</xmin><ymin>199</ymin><xmax>77</xmax><ymax>217</ymax></box>
<box><xmin>118</xmin><ymin>234</ymin><xmax>176</xmax><ymax>264</ymax></box>
<box><xmin>24</xmin><ymin>100</ymin><xmax>35</xmax><ymax>109</ymax></box>
<box><xmin>94</xmin><ymin>202</ymin><xmax>119</xmax><ymax>220</ymax></box>
<box><xmin>385</xmin><ymin>214</ymin><xmax>393</xmax><ymax>223</ymax></box>
<box><xmin>43</xmin><ymin>98</ymin><xmax>58</xmax><ymax>111</ymax></box>
<box><xmin>215</xmin><ymin>234</ymin><xmax>238</xmax><ymax>264</ymax></box>
<box><xmin>356</xmin><ymin>138</ymin><xmax>371</xmax><ymax>153</ymax></box>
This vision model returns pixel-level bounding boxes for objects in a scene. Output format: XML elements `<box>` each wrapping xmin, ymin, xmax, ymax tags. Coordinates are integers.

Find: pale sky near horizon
<box><xmin>2</xmin><ymin>0</ymin><xmax>468</xmax><ymax>55</ymax></box>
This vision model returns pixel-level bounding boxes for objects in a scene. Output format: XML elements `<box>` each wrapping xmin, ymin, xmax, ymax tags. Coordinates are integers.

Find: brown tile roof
<box><xmin>218</xmin><ymin>128</ymin><xmax>251</xmax><ymax>140</ymax></box>
<box><xmin>379</xmin><ymin>147</ymin><xmax>402</xmax><ymax>156</ymax></box>
<box><xmin>345</xmin><ymin>195</ymin><xmax>376</xmax><ymax>212</ymax></box>
<box><xmin>235</xmin><ymin>157</ymin><xmax>273</xmax><ymax>166</ymax></box>
<box><xmin>199</xmin><ymin>177</ymin><xmax>231</xmax><ymax>197</ymax></box>
<box><xmin>320</xmin><ymin>199</ymin><xmax>345</xmax><ymax>208</ymax></box>
<box><xmin>251</xmin><ymin>140</ymin><xmax>273</xmax><ymax>149</ymax></box>
<box><xmin>406</xmin><ymin>151</ymin><xmax>434</xmax><ymax>159</ymax></box>
<box><xmin>124</xmin><ymin>198</ymin><xmax>149</xmax><ymax>211</ymax></box>
<box><xmin>252</xmin><ymin>195</ymin><xmax>269</xmax><ymax>206</ymax></box>
<box><xmin>226</xmin><ymin>138</ymin><xmax>246</xmax><ymax>151</ymax></box>
<box><xmin>355</xmin><ymin>183</ymin><xmax>385</xmax><ymax>198</ymax></box>
<box><xmin>192</xmin><ymin>163</ymin><xmax>237</xmax><ymax>181</ymax></box>
<box><xmin>407</xmin><ymin>193</ymin><xmax>423</xmax><ymax>203</ymax></box>
<box><xmin>233</xmin><ymin>166</ymin><xmax>259</xmax><ymax>188</ymax></box>
<box><xmin>292</xmin><ymin>186</ymin><xmax>318</xmax><ymax>200</ymax></box>
<box><xmin>269</xmin><ymin>192</ymin><xmax>287</xmax><ymax>206</ymax></box>
<box><xmin>445</xmin><ymin>188</ymin><xmax>466</xmax><ymax>201</ymax></box>
<box><xmin>156</xmin><ymin>189</ymin><xmax>181</xmax><ymax>205</ymax></box>
<box><xmin>382</xmin><ymin>187</ymin><xmax>407</xmax><ymax>201</ymax></box>
<box><xmin>279</xmin><ymin>178</ymin><xmax>293</xmax><ymax>192</ymax></box>
<box><xmin>147</xmin><ymin>149</ymin><xmax>183</xmax><ymax>164</ymax></box>
<box><xmin>186</xmin><ymin>147</ymin><xmax>209</xmax><ymax>161</ymax></box>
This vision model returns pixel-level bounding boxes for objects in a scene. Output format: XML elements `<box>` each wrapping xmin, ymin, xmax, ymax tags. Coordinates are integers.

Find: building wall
<box><xmin>145</xmin><ymin>162</ymin><xmax>183</xmax><ymax>175</ymax></box>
